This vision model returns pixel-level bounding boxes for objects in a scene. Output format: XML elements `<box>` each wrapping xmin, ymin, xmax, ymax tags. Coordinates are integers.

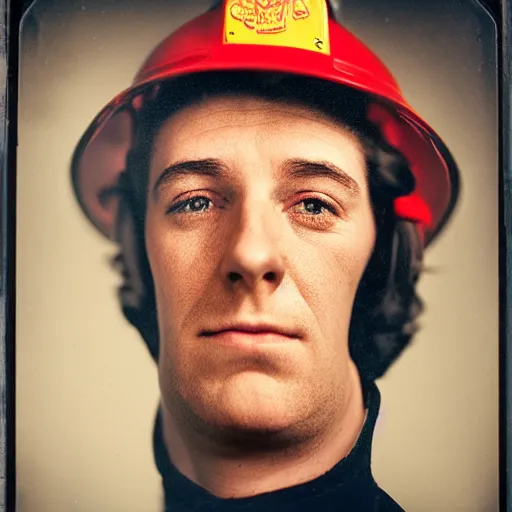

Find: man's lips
<box><xmin>200</xmin><ymin>324</ymin><xmax>302</xmax><ymax>345</ymax></box>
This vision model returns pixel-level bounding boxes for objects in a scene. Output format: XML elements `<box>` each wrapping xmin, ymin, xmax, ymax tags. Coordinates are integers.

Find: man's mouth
<box><xmin>200</xmin><ymin>323</ymin><xmax>302</xmax><ymax>346</ymax></box>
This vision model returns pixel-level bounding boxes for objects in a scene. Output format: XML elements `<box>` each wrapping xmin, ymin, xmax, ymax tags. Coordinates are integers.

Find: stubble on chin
<box><xmin>159</xmin><ymin>353</ymin><xmax>354</xmax><ymax>459</ymax></box>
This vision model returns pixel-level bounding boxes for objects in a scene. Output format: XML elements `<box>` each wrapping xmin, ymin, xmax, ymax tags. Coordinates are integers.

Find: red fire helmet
<box><xmin>71</xmin><ymin>0</ymin><xmax>460</xmax><ymax>246</ymax></box>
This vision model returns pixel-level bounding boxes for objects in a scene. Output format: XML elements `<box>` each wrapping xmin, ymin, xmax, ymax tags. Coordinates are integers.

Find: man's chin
<box><xmin>193</xmin><ymin>372</ymin><xmax>307</xmax><ymax>436</ymax></box>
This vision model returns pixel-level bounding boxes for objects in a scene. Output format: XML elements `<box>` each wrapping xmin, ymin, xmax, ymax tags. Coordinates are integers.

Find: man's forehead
<box><xmin>152</xmin><ymin>92</ymin><xmax>358</xmax><ymax>147</ymax></box>
<box><xmin>147</xmin><ymin>91</ymin><xmax>368</xmax><ymax>198</ymax></box>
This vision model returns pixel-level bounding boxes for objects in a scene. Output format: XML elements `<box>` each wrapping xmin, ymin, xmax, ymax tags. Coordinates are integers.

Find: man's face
<box><xmin>145</xmin><ymin>94</ymin><xmax>376</xmax><ymax>438</ymax></box>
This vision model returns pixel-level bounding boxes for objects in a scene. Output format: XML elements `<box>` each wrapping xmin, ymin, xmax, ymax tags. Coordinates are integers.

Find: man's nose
<box><xmin>220</xmin><ymin>203</ymin><xmax>285</xmax><ymax>292</ymax></box>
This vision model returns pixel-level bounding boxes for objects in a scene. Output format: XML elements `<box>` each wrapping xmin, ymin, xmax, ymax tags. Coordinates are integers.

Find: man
<box><xmin>71</xmin><ymin>0</ymin><xmax>459</xmax><ymax>510</ymax></box>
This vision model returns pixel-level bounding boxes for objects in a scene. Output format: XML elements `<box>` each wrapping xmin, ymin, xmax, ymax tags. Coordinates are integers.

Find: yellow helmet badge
<box><xmin>224</xmin><ymin>0</ymin><xmax>331</xmax><ymax>54</ymax></box>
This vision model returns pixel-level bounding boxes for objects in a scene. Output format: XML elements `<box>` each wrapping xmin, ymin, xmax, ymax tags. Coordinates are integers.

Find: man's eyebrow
<box><xmin>152</xmin><ymin>159</ymin><xmax>228</xmax><ymax>200</ymax></box>
<box><xmin>282</xmin><ymin>159</ymin><xmax>361</xmax><ymax>197</ymax></box>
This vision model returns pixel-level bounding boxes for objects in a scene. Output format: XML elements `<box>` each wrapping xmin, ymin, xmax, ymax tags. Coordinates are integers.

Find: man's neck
<box><xmin>160</xmin><ymin>363</ymin><xmax>366</xmax><ymax>499</ymax></box>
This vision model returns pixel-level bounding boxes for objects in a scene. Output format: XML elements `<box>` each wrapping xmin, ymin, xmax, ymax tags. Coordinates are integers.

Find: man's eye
<box><xmin>295</xmin><ymin>198</ymin><xmax>336</xmax><ymax>216</ymax></box>
<box><xmin>168</xmin><ymin>196</ymin><xmax>213</xmax><ymax>214</ymax></box>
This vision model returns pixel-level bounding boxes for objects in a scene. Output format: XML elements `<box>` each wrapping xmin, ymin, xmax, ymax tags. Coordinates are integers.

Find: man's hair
<box><xmin>112</xmin><ymin>71</ymin><xmax>424</xmax><ymax>381</ymax></box>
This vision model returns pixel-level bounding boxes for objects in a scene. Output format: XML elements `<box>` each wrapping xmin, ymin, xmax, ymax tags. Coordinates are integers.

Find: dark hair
<box><xmin>114</xmin><ymin>71</ymin><xmax>424</xmax><ymax>381</ymax></box>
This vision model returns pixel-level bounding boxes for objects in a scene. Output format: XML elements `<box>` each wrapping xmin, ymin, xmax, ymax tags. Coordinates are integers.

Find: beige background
<box><xmin>16</xmin><ymin>0</ymin><xmax>499</xmax><ymax>510</ymax></box>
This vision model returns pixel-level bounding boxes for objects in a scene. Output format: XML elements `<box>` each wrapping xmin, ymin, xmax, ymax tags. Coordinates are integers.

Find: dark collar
<box><xmin>153</xmin><ymin>380</ymin><xmax>384</xmax><ymax>511</ymax></box>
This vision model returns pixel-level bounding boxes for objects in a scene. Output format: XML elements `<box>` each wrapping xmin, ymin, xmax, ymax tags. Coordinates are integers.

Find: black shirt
<box><xmin>153</xmin><ymin>380</ymin><xmax>404</xmax><ymax>511</ymax></box>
